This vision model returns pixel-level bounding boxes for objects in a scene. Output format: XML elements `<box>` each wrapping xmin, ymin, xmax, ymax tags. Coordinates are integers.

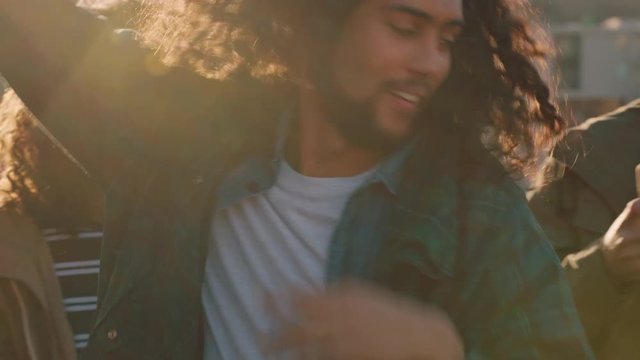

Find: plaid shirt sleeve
<box><xmin>459</xmin><ymin>184</ymin><xmax>595</xmax><ymax>359</ymax></box>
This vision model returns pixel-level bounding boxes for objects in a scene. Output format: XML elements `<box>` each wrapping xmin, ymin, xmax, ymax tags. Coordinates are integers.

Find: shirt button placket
<box><xmin>107</xmin><ymin>328</ymin><xmax>119</xmax><ymax>341</ymax></box>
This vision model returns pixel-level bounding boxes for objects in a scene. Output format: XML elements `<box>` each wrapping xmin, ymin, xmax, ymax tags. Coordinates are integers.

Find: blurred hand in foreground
<box><xmin>268</xmin><ymin>281</ymin><xmax>464</xmax><ymax>360</ymax></box>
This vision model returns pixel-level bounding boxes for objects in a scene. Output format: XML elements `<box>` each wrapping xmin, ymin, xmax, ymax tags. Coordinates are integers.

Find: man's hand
<box><xmin>268</xmin><ymin>282</ymin><xmax>464</xmax><ymax>360</ymax></box>
<box><xmin>602</xmin><ymin>198</ymin><xmax>640</xmax><ymax>287</ymax></box>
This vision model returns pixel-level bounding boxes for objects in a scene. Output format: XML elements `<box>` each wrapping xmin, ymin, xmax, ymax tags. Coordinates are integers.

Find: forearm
<box><xmin>0</xmin><ymin>0</ymin><xmax>106</xmax><ymax>114</ymax></box>
<box><xmin>0</xmin><ymin>0</ymin><xmax>264</xmax><ymax>192</ymax></box>
<box><xmin>0</xmin><ymin>1</ymin><xmax>171</xmax><ymax>187</ymax></box>
<box><xmin>0</xmin><ymin>0</ymin><xmax>127</xmax><ymax>185</ymax></box>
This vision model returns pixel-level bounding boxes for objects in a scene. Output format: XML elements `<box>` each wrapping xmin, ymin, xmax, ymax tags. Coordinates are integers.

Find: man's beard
<box><xmin>312</xmin><ymin>65</ymin><xmax>418</xmax><ymax>154</ymax></box>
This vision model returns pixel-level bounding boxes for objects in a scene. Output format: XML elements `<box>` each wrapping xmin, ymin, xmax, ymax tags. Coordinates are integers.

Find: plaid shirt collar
<box><xmin>215</xmin><ymin>106</ymin><xmax>414</xmax><ymax>210</ymax></box>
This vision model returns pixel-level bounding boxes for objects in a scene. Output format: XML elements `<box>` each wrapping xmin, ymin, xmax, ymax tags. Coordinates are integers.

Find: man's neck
<box><xmin>287</xmin><ymin>89</ymin><xmax>384</xmax><ymax>178</ymax></box>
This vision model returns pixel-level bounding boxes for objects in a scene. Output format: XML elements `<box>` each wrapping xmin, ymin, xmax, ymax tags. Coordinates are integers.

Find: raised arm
<box><xmin>0</xmin><ymin>0</ymin><xmax>223</xmax><ymax>190</ymax></box>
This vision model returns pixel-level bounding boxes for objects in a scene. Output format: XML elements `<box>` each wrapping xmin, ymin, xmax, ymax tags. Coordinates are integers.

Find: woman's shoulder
<box><xmin>0</xmin><ymin>210</ymin><xmax>42</xmax><ymax>267</ymax></box>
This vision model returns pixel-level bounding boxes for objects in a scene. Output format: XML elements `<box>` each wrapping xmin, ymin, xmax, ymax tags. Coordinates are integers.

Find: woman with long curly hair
<box><xmin>1</xmin><ymin>0</ymin><xmax>593</xmax><ymax>358</ymax></box>
<box><xmin>0</xmin><ymin>89</ymin><xmax>103</xmax><ymax>359</ymax></box>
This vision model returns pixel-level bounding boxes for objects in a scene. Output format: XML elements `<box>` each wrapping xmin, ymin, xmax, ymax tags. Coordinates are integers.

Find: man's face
<box><xmin>318</xmin><ymin>0</ymin><xmax>464</xmax><ymax>151</ymax></box>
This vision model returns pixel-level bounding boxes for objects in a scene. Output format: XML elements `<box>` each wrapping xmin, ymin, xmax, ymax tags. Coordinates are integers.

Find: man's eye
<box><xmin>388</xmin><ymin>23</ymin><xmax>418</xmax><ymax>37</ymax></box>
<box><xmin>439</xmin><ymin>37</ymin><xmax>457</xmax><ymax>49</ymax></box>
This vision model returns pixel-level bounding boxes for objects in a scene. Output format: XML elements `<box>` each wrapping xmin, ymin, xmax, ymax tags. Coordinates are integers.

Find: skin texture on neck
<box><xmin>290</xmin><ymin>87</ymin><xmax>386</xmax><ymax>178</ymax></box>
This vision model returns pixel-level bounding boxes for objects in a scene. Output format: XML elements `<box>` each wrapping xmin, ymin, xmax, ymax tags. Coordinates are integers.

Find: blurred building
<box><xmin>532</xmin><ymin>1</ymin><xmax>640</xmax><ymax>121</ymax></box>
<box><xmin>533</xmin><ymin>0</ymin><xmax>640</xmax><ymax>23</ymax></box>
<box><xmin>553</xmin><ymin>19</ymin><xmax>640</xmax><ymax>120</ymax></box>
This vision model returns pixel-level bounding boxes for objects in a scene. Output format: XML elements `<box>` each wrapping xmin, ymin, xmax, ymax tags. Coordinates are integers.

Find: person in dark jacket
<box><xmin>1</xmin><ymin>0</ymin><xmax>593</xmax><ymax>358</ymax></box>
<box><xmin>529</xmin><ymin>99</ymin><xmax>640</xmax><ymax>359</ymax></box>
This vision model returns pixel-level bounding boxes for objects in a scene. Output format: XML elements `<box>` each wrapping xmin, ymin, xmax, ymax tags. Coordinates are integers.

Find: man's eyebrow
<box><xmin>384</xmin><ymin>4</ymin><xmax>465</xmax><ymax>28</ymax></box>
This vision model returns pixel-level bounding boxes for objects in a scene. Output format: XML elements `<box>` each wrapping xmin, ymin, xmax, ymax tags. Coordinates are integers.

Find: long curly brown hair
<box><xmin>136</xmin><ymin>0</ymin><xmax>563</xmax><ymax>180</ymax></box>
<box><xmin>0</xmin><ymin>90</ymin><xmax>42</xmax><ymax>216</ymax></box>
<box><xmin>0</xmin><ymin>90</ymin><xmax>102</xmax><ymax>227</ymax></box>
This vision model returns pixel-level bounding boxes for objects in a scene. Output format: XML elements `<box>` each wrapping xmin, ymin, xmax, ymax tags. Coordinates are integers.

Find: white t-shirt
<box><xmin>202</xmin><ymin>160</ymin><xmax>376</xmax><ymax>359</ymax></box>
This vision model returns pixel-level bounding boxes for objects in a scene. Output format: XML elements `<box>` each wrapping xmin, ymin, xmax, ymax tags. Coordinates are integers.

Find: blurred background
<box><xmin>533</xmin><ymin>0</ymin><xmax>640</xmax><ymax>122</ymax></box>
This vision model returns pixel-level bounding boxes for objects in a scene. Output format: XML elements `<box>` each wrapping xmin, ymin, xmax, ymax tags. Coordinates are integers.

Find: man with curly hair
<box><xmin>0</xmin><ymin>0</ymin><xmax>593</xmax><ymax>358</ymax></box>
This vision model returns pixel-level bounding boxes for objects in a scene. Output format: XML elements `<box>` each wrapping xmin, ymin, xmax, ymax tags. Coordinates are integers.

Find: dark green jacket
<box><xmin>0</xmin><ymin>1</ymin><xmax>593</xmax><ymax>359</ymax></box>
<box><xmin>529</xmin><ymin>99</ymin><xmax>640</xmax><ymax>359</ymax></box>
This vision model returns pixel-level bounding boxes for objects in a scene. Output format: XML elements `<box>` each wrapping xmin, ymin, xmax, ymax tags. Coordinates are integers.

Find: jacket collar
<box><xmin>216</xmin><ymin>106</ymin><xmax>415</xmax><ymax>210</ymax></box>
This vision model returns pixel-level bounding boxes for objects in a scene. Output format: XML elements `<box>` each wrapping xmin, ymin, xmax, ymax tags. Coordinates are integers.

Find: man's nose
<box><xmin>408</xmin><ymin>32</ymin><xmax>450</xmax><ymax>78</ymax></box>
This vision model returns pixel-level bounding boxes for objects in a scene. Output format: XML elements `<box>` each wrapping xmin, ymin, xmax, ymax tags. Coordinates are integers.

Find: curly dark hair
<box><xmin>0</xmin><ymin>90</ymin><xmax>102</xmax><ymax>227</ymax></box>
<box><xmin>137</xmin><ymin>0</ymin><xmax>563</xmax><ymax>179</ymax></box>
<box><xmin>0</xmin><ymin>89</ymin><xmax>42</xmax><ymax>215</ymax></box>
